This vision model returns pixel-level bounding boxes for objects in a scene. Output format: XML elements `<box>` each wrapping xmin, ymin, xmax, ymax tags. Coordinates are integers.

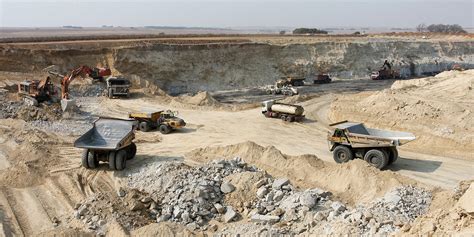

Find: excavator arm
<box><xmin>46</xmin><ymin>65</ymin><xmax>111</xmax><ymax>111</ymax></box>
<box><xmin>61</xmin><ymin>65</ymin><xmax>93</xmax><ymax>99</ymax></box>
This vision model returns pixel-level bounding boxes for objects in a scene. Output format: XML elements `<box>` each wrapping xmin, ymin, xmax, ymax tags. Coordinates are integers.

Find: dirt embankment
<box><xmin>329</xmin><ymin>70</ymin><xmax>474</xmax><ymax>159</ymax></box>
<box><xmin>185</xmin><ymin>141</ymin><xmax>420</xmax><ymax>205</ymax></box>
<box><xmin>1</xmin><ymin>40</ymin><xmax>473</xmax><ymax>94</ymax></box>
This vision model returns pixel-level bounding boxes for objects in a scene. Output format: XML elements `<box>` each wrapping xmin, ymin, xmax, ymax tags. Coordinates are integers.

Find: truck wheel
<box><xmin>115</xmin><ymin>150</ymin><xmax>127</xmax><ymax>171</ymax></box>
<box><xmin>388</xmin><ymin>147</ymin><xmax>398</xmax><ymax>164</ymax></box>
<box><xmin>126</xmin><ymin>143</ymin><xmax>137</xmax><ymax>160</ymax></box>
<box><xmin>280</xmin><ymin>115</ymin><xmax>287</xmax><ymax>121</ymax></box>
<box><xmin>333</xmin><ymin>145</ymin><xmax>354</xmax><ymax>163</ymax></box>
<box><xmin>364</xmin><ymin>149</ymin><xmax>389</xmax><ymax>169</ymax></box>
<box><xmin>87</xmin><ymin>152</ymin><xmax>98</xmax><ymax>168</ymax></box>
<box><xmin>82</xmin><ymin>149</ymin><xmax>90</xmax><ymax>169</ymax></box>
<box><xmin>286</xmin><ymin>116</ymin><xmax>294</xmax><ymax>122</ymax></box>
<box><xmin>108</xmin><ymin>151</ymin><xmax>116</xmax><ymax>170</ymax></box>
<box><xmin>159</xmin><ymin>125</ymin><xmax>171</xmax><ymax>134</ymax></box>
<box><xmin>139</xmin><ymin>122</ymin><xmax>150</xmax><ymax>132</ymax></box>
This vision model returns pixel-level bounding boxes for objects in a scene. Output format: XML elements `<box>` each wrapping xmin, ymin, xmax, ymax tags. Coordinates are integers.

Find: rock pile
<box><xmin>0</xmin><ymin>97</ymin><xmax>62</xmax><ymax>121</ymax></box>
<box><xmin>310</xmin><ymin>185</ymin><xmax>432</xmax><ymax>235</ymax></box>
<box><xmin>247</xmin><ymin>177</ymin><xmax>332</xmax><ymax>225</ymax></box>
<box><xmin>0</xmin><ymin>100</ymin><xmax>22</xmax><ymax>119</ymax></box>
<box><xmin>73</xmin><ymin>191</ymin><xmax>154</xmax><ymax>235</ymax></box>
<box><xmin>74</xmin><ymin>158</ymin><xmax>432</xmax><ymax>235</ymax></box>
<box><xmin>122</xmin><ymin>158</ymin><xmax>259</xmax><ymax>230</ymax></box>
<box><xmin>70</xmin><ymin>83</ymin><xmax>106</xmax><ymax>97</ymax></box>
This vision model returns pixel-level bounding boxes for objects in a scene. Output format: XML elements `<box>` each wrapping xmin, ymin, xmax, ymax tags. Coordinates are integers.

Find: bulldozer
<box><xmin>129</xmin><ymin>110</ymin><xmax>186</xmax><ymax>134</ymax></box>
<box><xmin>17</xmin><ymin>76</ymin><xmax>58</xmax><ymax>106</ymax></box>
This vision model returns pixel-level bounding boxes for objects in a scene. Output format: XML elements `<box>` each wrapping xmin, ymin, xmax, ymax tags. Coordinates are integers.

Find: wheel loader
<box><xmin>129</xmin><ymin>110</ymin><xmax>186</xmax><ymax>134</ymax></box>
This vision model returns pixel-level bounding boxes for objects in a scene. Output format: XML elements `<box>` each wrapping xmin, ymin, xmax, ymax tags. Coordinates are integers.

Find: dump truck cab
<box><xmin>106</xmin><ymin>77</ymin><xmax>131</xmax><ymax>98</ymax></box>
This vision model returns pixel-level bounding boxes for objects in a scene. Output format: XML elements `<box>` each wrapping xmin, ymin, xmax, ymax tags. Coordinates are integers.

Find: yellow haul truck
<box><xmin>128</xmin><ymin>110</ymin><xmax>186</xmax><ymax>134</ymax></box>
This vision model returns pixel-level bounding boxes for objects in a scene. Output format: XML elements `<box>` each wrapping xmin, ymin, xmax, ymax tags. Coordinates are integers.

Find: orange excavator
<box><xmin>48</xmin><ymin>65</ymin><xmax>111</xmax><ymax>111</ymax></box>
<box><xmin>17</xmin><ymin>76</ymin><xmax>57</xmax><ymax>106</ymax></box>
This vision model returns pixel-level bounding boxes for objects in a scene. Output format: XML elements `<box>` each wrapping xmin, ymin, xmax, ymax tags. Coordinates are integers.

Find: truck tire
<box><xmin>126</xmin><ymin>143</ymin><xmax>137</xmax><ymax>160</ymax></box>
<box><xmin>108</xmin><ymin>151</ymin><xmax>116</xmax><ymax>170</ymax></box>
<box><xmin>388</xmin><ymin>147</ymin><xmax>398</xmax><ymax>164</ymax></box>
<box><xmin>159</xmin><ymin>124</ymin><xmax>171</xmax><ymax>134</ymax></box>
<box><xmin>364</xmin><ymin>149</ymin><xmax>389</xmax><ymax>169</ymax></box>
<box><xmin>87</xmin><ymin>152</ymin><xmax>99</xmax><ymax>169</ymax></box>
<box><xmin>139</xmin><ymin>121</ymin><xmax>150</xmax><ymax>132</ymax></box>
<box><xmin>280</xmin><ymin>115</ymin><xmax>287</xmax><ymax>121</ymax></box>
<box><xmin>333</xmin><ymin>145</ymin><xmax>354</xmax><ymax>163</ymax></box>
<box><xmin>82</xmin><ymin>149</ymin><xmax>90</xmax><ymax>168</ymax></box>
<box><xmin>286</xmin><ymin>116</ymin><xmax>294</xmax><ymax>122</ymax></box>
<box><xmin>115</xmin><ymin>150</ymin><xmax>127</xmax><ymax>170</ymax></box>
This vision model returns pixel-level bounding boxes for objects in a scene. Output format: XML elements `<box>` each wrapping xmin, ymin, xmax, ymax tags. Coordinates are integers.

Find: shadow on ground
<box><xmin>388</xmin><ymin>157</ymin><xmax>442</xmax><ymax>173</ymax></box>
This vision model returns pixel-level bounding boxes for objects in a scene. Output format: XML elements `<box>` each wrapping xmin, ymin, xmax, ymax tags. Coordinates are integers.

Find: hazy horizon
<box><xmin>1</xmin><ymin>0</ymin><xmax>473</xmax><ymax>28</ymax></box>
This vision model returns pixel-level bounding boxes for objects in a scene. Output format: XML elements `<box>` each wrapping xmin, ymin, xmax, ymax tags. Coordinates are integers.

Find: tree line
<box><xmin>292</xmin><ymin>28</ymin><xmax>328</xmax><ymax>35</ymax></box>
<box><xmin>416</xmin><ymin>24</ymin><xmax>466</xmax><ymax>33</ymax></box>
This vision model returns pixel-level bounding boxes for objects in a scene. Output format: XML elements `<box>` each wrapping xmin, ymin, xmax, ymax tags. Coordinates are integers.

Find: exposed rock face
<box><xmin>1</xmin><ymin>40</ymin><xmax>473</xmax><ymax>94</ymax></box>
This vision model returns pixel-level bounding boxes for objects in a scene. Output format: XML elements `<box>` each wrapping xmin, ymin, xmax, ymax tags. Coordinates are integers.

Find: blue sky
<box><xmin>1</xmin><ymin>0</ymin><xmax>472</xmax><ymax>28</ymax></box>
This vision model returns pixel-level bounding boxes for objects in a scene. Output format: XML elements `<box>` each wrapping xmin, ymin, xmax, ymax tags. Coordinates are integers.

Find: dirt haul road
<box><xmin>0</xmin><ymin>74</ymin><xmax>473</xmax><ymax>235</ymax></box>
<box><xmin>97</xmin><ymin>91</ymin><xmax>474</xmax><ymax>190</ymax></box>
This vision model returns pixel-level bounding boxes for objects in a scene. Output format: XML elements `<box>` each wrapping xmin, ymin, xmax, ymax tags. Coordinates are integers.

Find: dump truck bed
<box><xmin>74</xmin><ymin>118</ymin><xmax>136</xmax><ymax>150</ymax></box>
<box><xmin>331</xmin><ymin>121</ymin><xmax>415</xmax><ymax>147</ymax></box>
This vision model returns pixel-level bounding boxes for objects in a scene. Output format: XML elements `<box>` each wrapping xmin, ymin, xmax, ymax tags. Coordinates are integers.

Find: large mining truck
<box><xmin>106</xmin><ymin>77</ymin><xmax>131</xmax><ymax>98</ymax></box>
<box><xmin>313</xmin><ymin>74</ymin><xmax>332</xmax><ymax>84</ymax></box>
<box><xmin>261</xmin><ymin>100</ymin><xmax>305</xmax><ymax>122</ymax></box>
<box><xmin>277</xmin><ymin>77</ymin><xmax>306</xmax><ymax>87</ymax></box>
<box><xmin>327</xmin><ymin>121</ymin><xmax>416</xmax><ymax>169</ymax></box>
<box><xmin>74</xmin><ymin>118</ymin><xmax>137</xmax><ymax>170</ymax></box>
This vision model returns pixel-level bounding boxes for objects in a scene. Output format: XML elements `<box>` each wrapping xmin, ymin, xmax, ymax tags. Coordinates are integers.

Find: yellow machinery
<box><xmin>128</xmin><ymin>110</ymin><xmax>186</xmax><ymax>134</ymax></box>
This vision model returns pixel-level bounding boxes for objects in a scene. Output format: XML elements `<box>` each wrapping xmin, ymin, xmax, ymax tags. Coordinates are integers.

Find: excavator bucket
<box><xmin>61</xmin><ymin>99</ymin><xmax>76</xmax><ymax>112</ymax></box>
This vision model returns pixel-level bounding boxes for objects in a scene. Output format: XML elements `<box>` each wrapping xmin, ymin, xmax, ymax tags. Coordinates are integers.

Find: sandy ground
<box><xmin>0</xmin><ymin>72</ymin><xmax>473</xmax><ymax>235</ymax></box>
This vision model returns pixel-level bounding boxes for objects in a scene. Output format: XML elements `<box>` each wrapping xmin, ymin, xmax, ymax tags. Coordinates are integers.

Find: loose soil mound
<box><xmin>131</xmin><ymin>222</ymin><xmax>196</xmax><ymax>237</ymax></box>
<box><xmin>330</xmin><ymin>70</ymin><xmax>474</xmax><ymax>159</ymax></box>
<box><xmin>0</xmin><ymin>119</ymin><xmax>67</xmax><ymax>188</ymax></box>
<box><xmin>404</xmin><ymin>180</ymin><xmax>474</xmax><ymax>235</ymax></box>
<box><xmin>169</xmin><ymin>91</ymin><xmax>222</xmax><ymax>109</ymax></box>
<box><xmin>185</xmin><ymin>141</ymin><xmax>417</xmax><ymax>205</ymax></box>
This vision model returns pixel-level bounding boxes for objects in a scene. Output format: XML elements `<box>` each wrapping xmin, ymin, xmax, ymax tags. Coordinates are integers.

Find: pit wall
<box><xmin>1</xmin><ymin>41</ymin><xmax>473</xmax><ymax>94</ymax></box>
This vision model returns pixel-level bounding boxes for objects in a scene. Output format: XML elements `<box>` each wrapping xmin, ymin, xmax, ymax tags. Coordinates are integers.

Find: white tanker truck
<box><xmin>261</xmin><ymin>100</ymin><xmax>305</xmax><ymax>122</ymax></box>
